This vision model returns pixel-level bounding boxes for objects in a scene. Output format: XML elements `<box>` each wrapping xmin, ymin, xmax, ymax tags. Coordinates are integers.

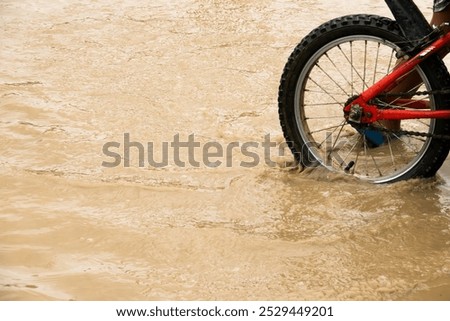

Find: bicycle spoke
<box><xmin>386</xmin><ymin>48</ymin><xmax>396</xmax><ymax>75</ymax></box>
<box><xmin>315</xmin><ymin>62</ymin><xmax>350</xmax><ymax>96</ymax></box>
<box><xmin>370</xmin><ymin>154</ymin><xmax>383</xmax><ymax>177</ymax></box>
<box><xmin>304</xmin><ymin>102</ymin><xmax>346</xmax><ymax>107</ymax></box>
<box><xmin>373</xmin><ymin>42</ymin><xmax>381</xmax><ymax>85</ymax></box>
<box><xmin>362</xmin><ymin>40</ymin><xmax>367</xmax><ymax>92</ymax></box>
<box><xmin>340</xmin><ymin>134</ymin><xmax>363</xmax><ymax>168</ymax></box>
<box><xmin>392</xmin><ymin>132</ymin><xmax>420</xmax><ymax>153</ymax></box>
<box><xmin>305</xmin><ymin>115</ymin><xmax>344</xmax><ymax>120</ymax></box>
<box><xmin>385</xmin><ymin>135</ymin><xmax>397</xmax><ymax>170</ymax></box>
<box><xmin>305</xmin><ymin>88</ymin><xmax>347</xmax><ymax>95</ymax></box>
<box><xmin>363</xmin><ymin>137</ymin><xmax>369</xmax><ymax>176</ymax></box>
<box><xmin>315</xmin><ymin>120</ymin><xmax>348</xmax><ymax>148</ymax></box>
<box><xmin>325</xmin><ymin>121</ymin><xmax>346</xmax><ymax>162</ymax></box>
<box><xmin>307</xmin><ymin>77</ymin><xmax>345</xmax><ymax>107</ymax></box>
<box><xmin>324</xmin><ymin>52</ymin><xmax>354</xmax><ymax>91</ymax></box>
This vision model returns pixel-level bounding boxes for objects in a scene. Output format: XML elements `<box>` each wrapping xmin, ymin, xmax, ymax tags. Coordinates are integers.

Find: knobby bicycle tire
<box><xmin>278</xmin><ymin>14</ymin><xmax>450</xmax><ymax>183</ymax></box>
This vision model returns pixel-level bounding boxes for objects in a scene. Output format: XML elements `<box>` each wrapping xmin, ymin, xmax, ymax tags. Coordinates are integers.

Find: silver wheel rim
<box><xmin>294</xmin><ymin>35</ymin><xmax>435</xmax><ymax>183</ymax></box>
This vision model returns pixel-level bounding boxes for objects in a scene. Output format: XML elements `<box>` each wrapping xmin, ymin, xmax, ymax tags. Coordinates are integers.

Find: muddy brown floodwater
<box><xmin>1</xmin><ymin>0</ymin><xmax>450</xmax><ymax>300</ymax></box>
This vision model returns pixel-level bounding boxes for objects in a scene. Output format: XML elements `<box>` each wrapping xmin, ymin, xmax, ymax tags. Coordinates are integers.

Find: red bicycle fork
<box><xmin>344</xmin><ymin>30</ymin><xmax>450</xmax><ymax>124</ymax></box>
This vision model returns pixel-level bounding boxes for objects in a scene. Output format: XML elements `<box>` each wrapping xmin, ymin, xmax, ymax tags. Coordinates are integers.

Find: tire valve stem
<box><xmin>345</xmin><ymin>161</ymin><xmax>355</xmax><ymax>172</ymax></box>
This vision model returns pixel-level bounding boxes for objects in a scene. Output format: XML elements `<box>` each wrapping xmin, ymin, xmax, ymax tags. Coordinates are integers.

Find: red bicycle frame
<box><xmin>344</xmin><ymin>29</ymin><xmax>450</xmax><ymax>124</ymax></box>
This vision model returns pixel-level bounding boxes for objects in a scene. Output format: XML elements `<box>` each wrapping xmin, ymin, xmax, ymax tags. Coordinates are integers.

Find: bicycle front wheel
<box><xmin>278</xmin><ymin>14</ymin><xmax>450</xmax><ymax>183</ymax></box>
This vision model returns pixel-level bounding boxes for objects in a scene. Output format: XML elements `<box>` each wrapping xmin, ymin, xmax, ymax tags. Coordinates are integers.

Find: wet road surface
<box><xmin>1</xmin><ymin>0</ymin><xmax>449</xmax><ymax>300</ymax></box>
